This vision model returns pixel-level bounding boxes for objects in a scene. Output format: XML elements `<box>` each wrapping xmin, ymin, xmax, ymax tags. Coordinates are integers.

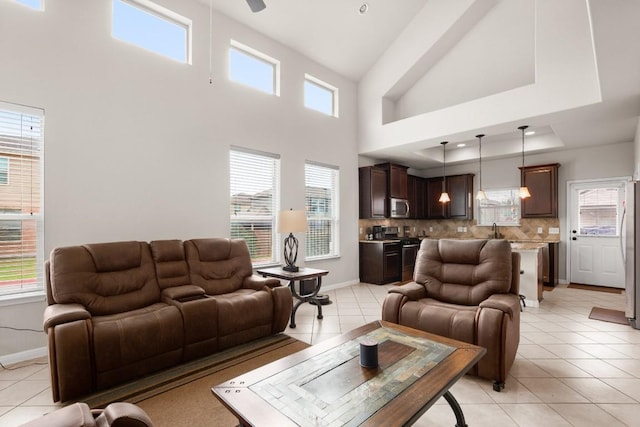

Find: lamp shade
<box><xmin>278</xmin><ymin>209</ymin><xmax>308</xmax><ymax>233</ymax></box>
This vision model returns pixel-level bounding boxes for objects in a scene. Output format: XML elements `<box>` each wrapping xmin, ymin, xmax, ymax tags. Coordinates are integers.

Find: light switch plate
<box><xmin>537</xmin><ymin>227</ymin><xmax>543</xmax><ymax>234</ymax></box>
<box><xmin>549</xmin><ymin>227</ymin><xmax>560</xmax><ymax>234</ymax></box>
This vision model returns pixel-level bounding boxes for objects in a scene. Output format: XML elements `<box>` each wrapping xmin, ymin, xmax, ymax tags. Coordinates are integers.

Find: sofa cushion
<box><xmin>415</xmin><ymin>239</ymin><xmax>512</xmax><ymax>306</ymax></box>
<box><xmin>399</xmin><ymin>298</ymin><xmax>477</xmax><ymax>344</ymax></box>
<box><xmin>50</xmin><ymin>242</ymin><xmax>160</xmax><ymax>315</ymax></box>
<box><xmin>150</xmin><ymin>240</ymin><xmax>190</xmax><ymax>290</ymax></box>
<box><xmin>185</xmin><ymin>238</ymin><xmax>253</xmax><ymax>295</ymax></box>
<box><xmin>92</xmin><ymin>303</ymin><xmax>183</xmax><ymax>374</ymax></box>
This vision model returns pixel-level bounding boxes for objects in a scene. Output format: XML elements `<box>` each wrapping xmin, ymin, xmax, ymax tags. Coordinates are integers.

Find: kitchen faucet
<box><xmin>492</xmin><ymin>223</ymin><xmax>499</xmax><ymax>239</ymax></box>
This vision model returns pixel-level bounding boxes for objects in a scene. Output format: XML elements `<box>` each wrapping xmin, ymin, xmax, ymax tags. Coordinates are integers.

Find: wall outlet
<box><xmin>457</xmin><ymin>227</ymin><xmax>463</xmax><ymax>232</ymax></box>
<box><xmin>537</xmin><ymin>227</ymin><xmax>543</xmax><ymax>234</ymax></box>
<box><xmin>462</xmin><ymin>227</ymin><xmax>467</xmax><ymax>232</ymax></box>
<box><xmin>549</xmin><ymin>227</ymin><xmax>560</xmax><ymax>234</ymax></box>
<box><xmin>359</xmin><ymin>227</ymin><xmax>363</xmax><ymax>234</ymax></box>
<box><xmin>429</xmin><ymin>226</ymin><xmax>433</xmax><ymax>232</ymax></box>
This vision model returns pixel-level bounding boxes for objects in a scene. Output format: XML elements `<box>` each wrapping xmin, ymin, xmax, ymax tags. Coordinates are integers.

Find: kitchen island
<box><xmin>510</xmin><ymin>242</ymin><xmax>547</xmax><ymax>307</ymax></box>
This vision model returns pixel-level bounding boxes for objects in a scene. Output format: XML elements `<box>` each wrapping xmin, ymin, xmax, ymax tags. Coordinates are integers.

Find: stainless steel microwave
<box><xmin>390</xmin><ymin>198</ymin><xmax>410</xmax><ymax>218</ymax></box>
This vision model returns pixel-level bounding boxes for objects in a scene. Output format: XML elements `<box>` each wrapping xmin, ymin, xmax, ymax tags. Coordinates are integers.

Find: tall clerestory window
<box><xmin>305</xmin><ymin>162</ymin><xmax>339</xmax><ymax>259</ymax></box>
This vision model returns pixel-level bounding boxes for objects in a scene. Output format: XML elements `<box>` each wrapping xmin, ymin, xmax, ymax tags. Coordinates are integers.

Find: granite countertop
<box><xmin>510</xmin><ymin>242</ymin><xmax>548</xmax><ymax>251</ymax></box>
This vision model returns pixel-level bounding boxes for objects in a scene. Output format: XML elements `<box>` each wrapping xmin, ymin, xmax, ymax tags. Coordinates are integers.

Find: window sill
<box><xmin>305</xmin><ymin>254</ymin><xmax>340</xmax><ymax>263</ymax></box>
<box><xmin>0</xmin><ymin>291</ymin><xmax>46</xmax><ymax>307</ymax></box>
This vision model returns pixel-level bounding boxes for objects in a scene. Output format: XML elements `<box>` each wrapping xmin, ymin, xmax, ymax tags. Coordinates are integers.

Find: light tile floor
<box><xmin>2</xmin><ymin>283</ymin><xmax>640</xmax><ymax>426</ymax></box>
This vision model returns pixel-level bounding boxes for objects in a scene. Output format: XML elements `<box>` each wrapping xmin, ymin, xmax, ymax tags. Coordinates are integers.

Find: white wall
<box><xmin>0</xmin><ymin>0</ymin><xmax>359</xmax><ymax>357</ymax></box>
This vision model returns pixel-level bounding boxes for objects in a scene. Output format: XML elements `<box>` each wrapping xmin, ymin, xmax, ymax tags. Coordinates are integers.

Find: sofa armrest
<box><xmin>161</xmin><ymin>285</ymin><xmax>206</xmax><ymax>302</ymax></box>
<box><xmin>387</xmin><ymin>281</ymin><xmax>427</xmax><ymax>300</ymax></box>
<box><xmin>43</xmin><ymin>304</ymin><xmax>90</xmax><ymax>331</ymax></box>
<box><xmin>243</xmin><ymin>274</ymin><xmax>281</xmax><ymax>291</ymax></box>
<box><xmin>479</xmin><ymin>293</ymin><xmax>520</xmax><ymax>319</ymax></box>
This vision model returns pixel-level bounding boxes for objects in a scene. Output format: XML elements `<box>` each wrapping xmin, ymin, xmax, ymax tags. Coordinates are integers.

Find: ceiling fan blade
<box><xmin>246</xmin><ymin>0</ymin><xmax>266</xmax><ymax>13</ymax></box>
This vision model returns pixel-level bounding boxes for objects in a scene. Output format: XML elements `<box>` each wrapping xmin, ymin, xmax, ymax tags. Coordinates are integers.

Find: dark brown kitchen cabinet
<box><xmin>447</xmin><ymin>174</ymin><xmax>474</xmax><ymax>219</ymax></box>
<box><xmin>520</xmin><ymin>163</ymin><xmax>560</xmax><ymax>218</ymax></box>
<box><xmin>407</xmin><ymin>175</ymin><xmax>425</xmax><ymax>219</ymax></box>
<box><xmin>425</xmin><ymin>174</ymin><xmax>474</xmax><ymax>219</ymax></box>
<box><xmin>401</xmin><ymin>244</ymin><xmax>419</xmax><ymax>282</ymax></box>
<box><xmin>359</xmin><ymin>242</ymin><xmax>401</xmax><ymax>285</ymax></box>
<box><xmin>426</xmin><ymin>177</ymin><xmax>446</xmax><ymax>219</ymax></box>
<box><xmin>377</xmin><ymin>163</ymin><xmax>408</xmax><ymax>199</ymax></box>
<box><xmin>359</xmin><ymin>166</ymin><xmax>387</xmax><ymax>219</ymax></box>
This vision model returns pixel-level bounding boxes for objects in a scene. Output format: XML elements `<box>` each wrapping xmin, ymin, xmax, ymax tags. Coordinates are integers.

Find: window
<box><xmin>0</xmin><ymin>101</ymin><xmax>44</xmax><ymax>298</ymax></box>
<box><xmin>305</xmin><ymin>162</ymin><xmax>339</xmax><ymax>259</ymax></box>
<box><xmin>0</xmin><ymin>157</ymin><xmax>8</xmax><ymax>184</ymax></box>
<box><xmin>578</xmin><ymin>188</ymin><xmax>619</xmax><ymax>236</ymax></box>
<box><xmin>304</xmin><ymin>74</ymin><xmax>338</xmax><ymax>117</ymax></box>
<box><xmin>14</xmin><ymin>0</ymin><xmax>42</xmax><ymax>10</ymax></box>
<box><xmin>230</xmin><ymin>147</ymin><xmax>280</xmax><ymax>265</ymax></box>
<box><xmin>229</xmin><ymin>41</ymin><xmax>280</xmax><ymax>95</ymax></box>
<box><xmin>477</xmin><ymin>188</ymin><xmax>521</xmax><ymax>226</ymax></box>
<box><xmin>112</xmin><ymin>0</ymin><xmax>191</xmax><ymax>63</ymax></box>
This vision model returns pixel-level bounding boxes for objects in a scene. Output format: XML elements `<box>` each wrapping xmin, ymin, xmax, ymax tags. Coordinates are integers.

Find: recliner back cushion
<box><xmin>415</xmin><ymin>239</ymin><xmax>512</xmax><ymax>306</ymax></box>
<box><xmin>49</xmin><ymin>241</ymin><xmax>160</xmax><ymax>315</ymax></box>
<box><xmin>185</xmin><ymin>238</ymin><xmax>252</xmax><ymax>295</ymax></box>
<box><xmin>150</xmin><ymin>239</ymin><xmax>190</xmax><ymax>290</ymax></box>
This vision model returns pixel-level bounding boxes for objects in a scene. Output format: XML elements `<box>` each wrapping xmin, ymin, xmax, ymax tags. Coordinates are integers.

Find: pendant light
<box><xmin>475</xmin><ymin>134</ymin><xmax>486</xmax><ymax>200</ymax></box>
<box><xmin>438</xmin><ymin>141</ymin><xmax>450</xmax><ymax>203</ymax></box>
<box><xmin>518</xmin><ymin>125</ymin><xmax>531</xmax><ymax>199</ymax></box>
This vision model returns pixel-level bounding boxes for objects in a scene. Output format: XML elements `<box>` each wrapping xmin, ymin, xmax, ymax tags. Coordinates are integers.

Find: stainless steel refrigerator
<box><xmin>624</xmin><ymin>181</ymin><xmax>640</xmax><ymax>329</ymax></box>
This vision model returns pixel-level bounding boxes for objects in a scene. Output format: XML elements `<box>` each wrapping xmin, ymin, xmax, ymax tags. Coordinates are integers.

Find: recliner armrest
<box><xmin>388</xmin><ymin>281</ymin><xmax>427</xmax><ymax>300</ymax></box>
<box><xmin>161</xmin><ymin>285</ymin><xmax>205</xmax><ymax>301</ymax></box>
<box><xmin>479</xmin><ymin>293</ymin><xmax>519</xmax><ymax>318</ymax></box>
<box><xmin>43</xmin><ymin>303</ymin><xmax>90</xmax><ymax>331</ymax></box>
<box><xmin>243</xmin><ymin>275</ymin><xmax>281</xmax><ymax>291</ymax></box>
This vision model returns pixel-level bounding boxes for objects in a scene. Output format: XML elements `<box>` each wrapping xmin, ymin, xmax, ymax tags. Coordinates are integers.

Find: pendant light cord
<box><xmin>209</xmin><ymin>0</ymin><xmax>213</xmax><ymax>84</ymax></box>
<box><xmin>441</xmin><ymin>141</ymin><xmax>448</xmax><ymax>192</ymax></box>
<box><xmin>476</xmin><ymin>134</ymin><xmax>484</xmax><ymax>190</ymax></box>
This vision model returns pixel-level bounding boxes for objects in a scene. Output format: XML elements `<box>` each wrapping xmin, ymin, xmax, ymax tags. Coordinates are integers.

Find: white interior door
<box><xmin>568</xmin><ymin>179</ymin><xmax>626</xmax><ymax>288</ymax></box>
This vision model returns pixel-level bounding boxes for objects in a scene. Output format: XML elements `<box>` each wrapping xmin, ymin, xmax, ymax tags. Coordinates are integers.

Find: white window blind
<box><xmin>305</xmin><ymin>162</ymin><xmax>339</xmax><ymax>260</ymax></box>
<box><xmin>0</xmin><ymin>101</ymin><xmax>44</xmax><ymax>297</ymax></box>
<box><xmin>230</xmin><ymin>147</ymin><xmax>280</xmax><ymax>266</ymax></box>
<box><xmin>578</xmin><ymin>188</ymin><xmax>619</xmax><ymax>236</ymax></box>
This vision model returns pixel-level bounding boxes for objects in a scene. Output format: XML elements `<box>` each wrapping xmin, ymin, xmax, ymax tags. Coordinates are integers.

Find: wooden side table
<box><xmin>256</xmin><ymin>267</ymin><xmax>329</xmax><ymax>328</ymax></box>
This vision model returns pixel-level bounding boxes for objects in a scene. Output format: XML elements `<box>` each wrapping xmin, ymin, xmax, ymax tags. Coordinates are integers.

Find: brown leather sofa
<box><xmin>382</xmin><ymin>238</ymin><xmax>521</xmax><ymax>391</ymax></box>
<box><xmin>43</xmin><ymin>238</ymin><xmax>292</xmax><ymax>402</ymax></box>
<box><xmin>19</xmin><ymin>402</ymin><xmax>153</xmax><ymax>427</ymax></box>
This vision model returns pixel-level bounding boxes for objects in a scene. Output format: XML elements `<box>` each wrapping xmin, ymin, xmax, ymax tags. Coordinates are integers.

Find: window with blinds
<box><xmin>578</xmin><ymin>187</ymin><xmax>619</xmax><ymax>236</ymax></box>
<box><xmin>305</xmin><ymin>162</ymin><xmax>339</xmax><ymax>260</ymax></box>
<box><xmin>230</xmin><ymin>147</ymin><xmax>280</xmax><ymax>266</ymax></box>
<box><xmin>0</xmin><ymin>101</ymin><xmax>44</xmax><ymax>298</ymax></box>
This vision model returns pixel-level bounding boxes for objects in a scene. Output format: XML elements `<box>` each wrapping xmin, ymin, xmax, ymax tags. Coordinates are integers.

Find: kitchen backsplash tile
<box><xmin>359</xmin><ymin>218</ymin><xmax>560</xmax><ymax>242</ymax></box>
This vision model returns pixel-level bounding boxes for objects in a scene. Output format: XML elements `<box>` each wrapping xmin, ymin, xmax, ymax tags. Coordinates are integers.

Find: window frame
<box><xmin>476</xmin><ymin>187</ymin><xmax>521</xmax><ymax>226</ymax></box>
<box><xmin>14</xmin><ymin>0</ymin><xmax>43</xmax><ymax>10</ymax></box>
<box><xmin>0</xmin><ymin>101</ymin><xmax>44</xmax><ymax>301</ymax></box>
<box><xmin>111</xmin><ymin>0</ymin><xmax>192</xmax><ymax>64</ymax></box>
<box><xmin>229</xmin><ymin>146</ymin><xmax>281</xmax><ymax>267</ymax></box>
<box><xmin>304</xmin><ymin>161</ymin><xmax>340</xmax><ymax>261</ymax></box>
<box><xmin>229</xmin><ymin>40</ymin><xmax>281</xmax><ymax>96</ymax></box>
<box><xmin>304</xmin><ymin>74</ymin><xmax>339</xmax><ymax>117</ymax></box>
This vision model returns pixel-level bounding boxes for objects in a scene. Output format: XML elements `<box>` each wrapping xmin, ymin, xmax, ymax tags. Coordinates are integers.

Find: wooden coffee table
<box><xmin>212</xmin><ymin>320</ymin><xmax>485</xmax><ymax>426</ymax></box>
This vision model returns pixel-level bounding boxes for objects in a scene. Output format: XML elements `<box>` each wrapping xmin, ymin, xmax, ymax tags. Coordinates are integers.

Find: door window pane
<box><xmin>578</xmin><ymin>188</ymin><xmax>618</xmax><ymax>236</ymax></box>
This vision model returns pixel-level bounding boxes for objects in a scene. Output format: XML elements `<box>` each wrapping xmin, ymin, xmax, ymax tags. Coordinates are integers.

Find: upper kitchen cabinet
<box><xmin>425</xmin><ymin>174</ymin><xmax>474</xmax><ymax>219</ymax></box>
<box><xmin>359</xmin><ymin>166</ymin><xmax>387</xmax><ymax>219</ymax></box>
<box><xmin>407</xmin><ymin>175</ymin><xmax>425</xmax><ymax>219</ymax></box>
<box><xmin>426</xmin><ymin>177</ymin><xmax>446</xmax><ymax>219</ymax></box>
<box><xmin>520</xmin><ymin>164</ymin><xmax>560</xmax><ymax>218</ymax></box>
<box><xmin>376</xmin><ymin>163</ymin><xmax>408</xmax><ymax>199</ymax></box>
<box><xmin>447</xmin><ymin>174</ymin><xmax>474</xmax><ymax>219</ymax></box>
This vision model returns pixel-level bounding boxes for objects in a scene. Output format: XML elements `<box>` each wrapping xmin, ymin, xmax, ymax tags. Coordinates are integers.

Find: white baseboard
<box><xmin>322</xmin><ymin>279</ymin><xmax>360</xmax><ymax>292</ymax></box>
<box><xmin>0</xmin><ymin>346</ymin><xmax>47</xmax><ymax>366</ymax></box>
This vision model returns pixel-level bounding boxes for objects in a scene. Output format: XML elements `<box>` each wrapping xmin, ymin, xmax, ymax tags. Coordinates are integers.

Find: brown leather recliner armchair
<box><xmin>382</xmin><ymin>238</ymin><xmax>521</xmax><ymax>391</ymax></box>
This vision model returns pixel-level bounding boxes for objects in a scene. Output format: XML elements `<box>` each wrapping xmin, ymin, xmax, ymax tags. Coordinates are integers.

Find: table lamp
<box><xmin>278</xmin><ymin>209</ymin><xmax>308</xmax><ymax>272</ymax></box>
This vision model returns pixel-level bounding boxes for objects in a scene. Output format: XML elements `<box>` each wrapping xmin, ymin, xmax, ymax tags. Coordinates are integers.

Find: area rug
<box><xmin>568</xmin><ymin>283</ymin><xmax>623</xmax><ymax>294</ymax></box>
<box><xmin>80</xmin><ymin>334</ymin><xmax>309</xmax><ymax>427</ymax></box>
<box><xmin>589</xmin><ymin>307</ymin><xmax>629</xmax><ymax>325</ymax></box>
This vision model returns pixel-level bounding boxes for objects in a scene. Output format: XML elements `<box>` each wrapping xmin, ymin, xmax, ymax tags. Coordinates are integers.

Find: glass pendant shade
<box><xmin>439</xmin><ymin>141</ymin><xmax>450</xmax><ymax>204</ymax></box>
<box><xmin>475</xmin><ymin>134</ymin><xmax>486</xmax><ymax>200</ymax></box>
<box><xmin>518</xmin><ymin>125</ymin><xmax>531</xmax><ymax>199</ymax></box>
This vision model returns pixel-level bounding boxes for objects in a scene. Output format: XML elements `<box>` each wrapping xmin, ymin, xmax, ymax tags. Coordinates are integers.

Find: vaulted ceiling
<box><xmin>209</xmin><ymin>0</ymin><xmax>640</xmax><ymax>169</ymax></box>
